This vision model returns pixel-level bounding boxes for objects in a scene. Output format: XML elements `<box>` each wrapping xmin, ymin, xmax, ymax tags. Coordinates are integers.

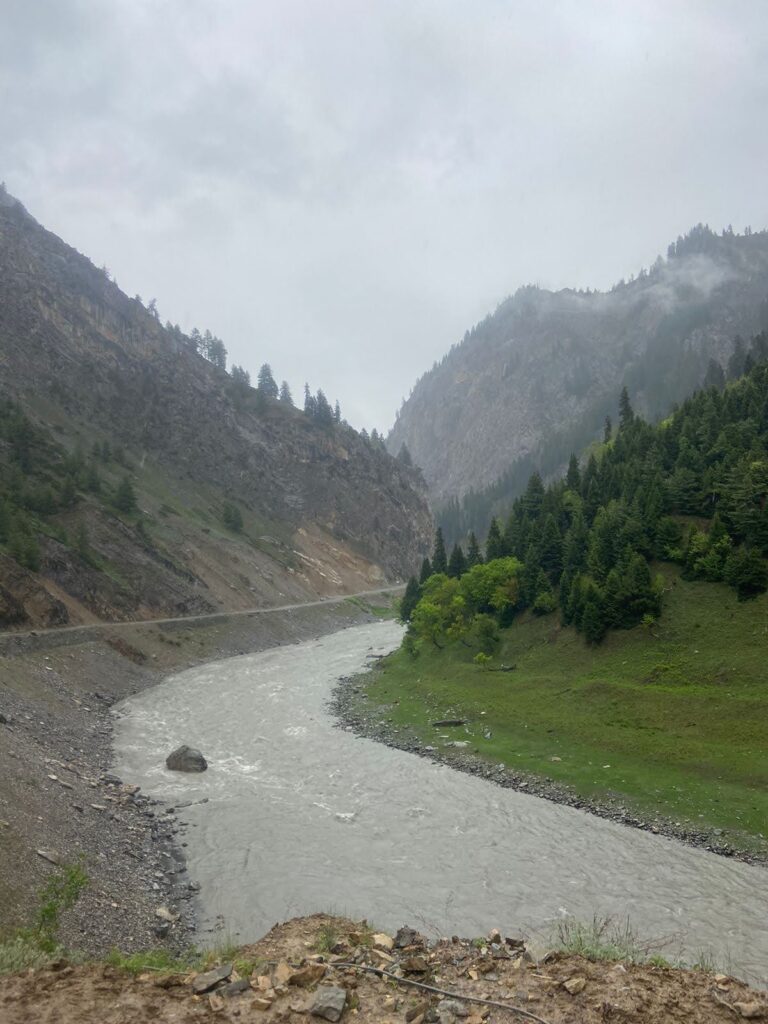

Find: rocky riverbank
<box><xmin>0</xmin><ymin>593</ymin><xmax>396</xmax><ymax>954</ymax></box>
<box><xmin>2</xmin><ymin>912</ymin><xmax>766</xmax><ymax>1023</ymax></box>
<box><xmin>330</xmin><ymin>671</ymin><xmax>768</xmax><ymax>868</ymax></box>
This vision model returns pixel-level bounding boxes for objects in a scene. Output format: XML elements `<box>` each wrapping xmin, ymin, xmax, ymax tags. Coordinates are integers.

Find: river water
<box><xmin>113</xmin><ymin>621</ymin><xmax>768</xmax><ymax>983</ymax></box>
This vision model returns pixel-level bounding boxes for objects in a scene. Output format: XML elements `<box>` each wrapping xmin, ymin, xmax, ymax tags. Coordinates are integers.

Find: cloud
<box><xmin>3</xmin><ymin>0</ymin><xmax>768</xmax><ymax>428</ymax></box>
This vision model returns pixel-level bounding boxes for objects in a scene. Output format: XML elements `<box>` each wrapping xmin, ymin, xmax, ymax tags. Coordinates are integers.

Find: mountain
<box><xmin>388</xmin><ymin>224</ymin><xmax>768</xmax><ymax>530</ymax></box>
<box><xmin>0</xmin><ymin>188</ymin><xmax>432</xmax><ymax>627</ymax></box>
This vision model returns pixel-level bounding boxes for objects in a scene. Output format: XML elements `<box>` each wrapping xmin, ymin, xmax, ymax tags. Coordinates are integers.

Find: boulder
<box><xmin>310</xmin><ymin>986</ymin><xmax>347</xmax><ymax>1021</ymax></box>
<box><xmin>191</xmin><ymin>963</ymin><xmax>232</xmax><ymax>994</ymax></box>
<box><xmin>165</xmin><ymin>745</ymin><xmax>208</xmax><ymax>773</ymax></box>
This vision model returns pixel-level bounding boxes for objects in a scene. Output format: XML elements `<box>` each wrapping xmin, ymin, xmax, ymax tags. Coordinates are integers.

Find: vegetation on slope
<box><xmin>383</xmin><ymin>353</ymin><xmax>768</xmax><ymax>845</ymax></box>
<box><xmin>376</xmin><ymin>568</ymin><xmax>768</xmax><ymax>847</ymax></box>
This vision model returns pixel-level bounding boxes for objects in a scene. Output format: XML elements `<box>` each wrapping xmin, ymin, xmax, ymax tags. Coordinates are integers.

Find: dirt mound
<box><xmin>2</xmin><ymin>914</ymin><xmax>766</xmax><ymax>1024</ymax></box>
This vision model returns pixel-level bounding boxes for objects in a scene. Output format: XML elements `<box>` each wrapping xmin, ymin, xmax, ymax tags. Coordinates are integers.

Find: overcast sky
<box><xmin>3</xmin><ymin>1</ymin><xmax>768</xmax><ymax>430</ymax></box>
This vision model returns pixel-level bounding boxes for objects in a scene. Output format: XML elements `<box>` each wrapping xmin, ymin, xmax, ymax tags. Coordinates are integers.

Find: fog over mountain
<box><xmin>3</xmin><ymin>1</ymin><xmax>768</xmax><ymax>430</ymax></box>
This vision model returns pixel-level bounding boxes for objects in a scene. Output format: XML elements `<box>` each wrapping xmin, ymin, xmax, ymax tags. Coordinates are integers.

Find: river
<box><xmin>112</xmin><ymin>620</ymin><xmax>768</xmax><ymax>984</ymax></box>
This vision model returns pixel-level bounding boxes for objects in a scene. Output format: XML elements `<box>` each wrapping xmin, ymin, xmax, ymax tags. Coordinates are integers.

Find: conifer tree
<box><xmin>257</xmin><ymin>363</ymin><xmax>279</xmax><ymax>398</ymax></box>
<box><xmin>466</xmin><ymin>532</ymin><xmax>482</xmax><ymax>567</ymax></box>
<box><xmin>419</xmin><ymin>556</ymin><xmax>433</xmax><ymax>584</ymax></box>
<box><xmin>399</xmin><ymin>576</ymin><xmax>421</xmax><ymax>622</ymax></box>
<box><xmin>485</xmin><ymin>518</ymin><xmax>504</xmax><ymax>561</ymax></box>
<box><xmin>114</xmin><ymin>476</ymin><xmax>137</xmax><ymax>514</ymax></box>
<box><xmin>566</xmin><ymin>453</ymin><xmax>581</xmax><ymax>491</ymax></box>
<box><xmin>279</xmin><ymin>380</ymin><xmax>294</xmax><ymax>405</ymax></box>
<box><xmin>431</xmin><ymin>527</ymin><xmax>448</xmax><ymax>575</ymax></box>
<box><xmin>447</xmin><ymin>543</ymin><xmax>467</xmax><ymax>578</ymax></box>
<box><xmin>603</xmin><ymin>415</ymin><xmax>613</xmax><ymax>444</ymax></box>
<box><xmin>619</xmin><ymin>386</ymin><xmax>634</xmax><ymax>430</ymax></box>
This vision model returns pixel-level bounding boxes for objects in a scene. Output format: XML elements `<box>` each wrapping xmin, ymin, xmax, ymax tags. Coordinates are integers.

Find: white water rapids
<box><xmin>112</xmin><ymin>620</ymin><xmax>768</xmax><ymax>984</ymax></box>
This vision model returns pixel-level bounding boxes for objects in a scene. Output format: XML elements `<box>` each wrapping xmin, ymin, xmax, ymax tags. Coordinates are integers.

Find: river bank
<box><xmin>331</xmin><ymin>667</ymin><xmax>768</xmax><ymax>868</ymax></box>
<box><xmin>3</xmin><ymin>912</ymin><xmax>767</xmax><ymax>1024</ymax></box>
<box><xmin>0</xmin><ymin>591</ymin><xmax>396</xmax><ymax>954</ymax></box>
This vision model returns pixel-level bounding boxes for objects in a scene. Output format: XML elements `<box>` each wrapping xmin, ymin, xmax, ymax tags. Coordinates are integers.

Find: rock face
<box><xmin>389</xmin><ymin>225</ymin><xmax>768</xmax><ymax>508</ymax></box>
<box><xmin>165</xmin><ymin>745</ymin><xmax>208</xmax><ymax>773</ymax></box>
<box><xmin>0</xmin><ymin>190</ymin><xmax>432</xmax><ymax>626</ymax></box>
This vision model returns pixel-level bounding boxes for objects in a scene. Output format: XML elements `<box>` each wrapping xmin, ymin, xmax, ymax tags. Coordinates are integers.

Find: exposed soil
<box><xmin>0</xmin><ymin>593</ymin><xmax>395</xmax><ymax>953</ymax></box>
<box><xmin>3</xmin><ymin>913</ymin><xmax>766</xmax><ymax>1024</ymax></box>
<box><xmin>330</xmin><ymin>673</ymin><xmax>768</xmax><ymax>867</ymax></box>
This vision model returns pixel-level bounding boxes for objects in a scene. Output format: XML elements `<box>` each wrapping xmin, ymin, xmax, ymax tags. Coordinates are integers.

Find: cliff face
<box><xmin>0</xmin><ymin>191</ymin><xmax>431</xmax><ymax>626</ymax></box>
<box><xmin>388</xmin><ymin>226</ymin><xmax>768</xmax><ymax>505</ymax></box>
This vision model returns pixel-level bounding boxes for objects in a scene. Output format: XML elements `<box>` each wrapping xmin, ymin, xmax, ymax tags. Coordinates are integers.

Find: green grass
<box><xmin>362</xmin><ymin>567</ymin><xmax>768</xmax><ymax>851</ymax></box>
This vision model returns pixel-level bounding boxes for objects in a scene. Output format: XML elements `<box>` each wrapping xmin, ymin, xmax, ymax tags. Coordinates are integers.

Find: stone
<box><xmin>394</xmin><ymin>926</ymin><xmax>423</xmax><ymax>948</ymax></box>
<box><xmin>563</xmin><ymin>976</ymin><xmax>586</xmax><ymax>995</ymax></box>
<box><xmin>401</xmin><ymin>955</ymin><xmax>429</xmax><ymax>973</ymax></box>
<box><xmin>487</xmin><ymin>928</ymin><xmax>502</xmax><ymax>945</ymax></box>
<box><xmin>289</xmin><ymin>963</ymin><xmax>327</xmax><ymax>987</ymax></box>
<box><xmin>191</xmin><ymin>963</ymin><xmax>233</xmax><ymax>994</ymax></box>
<box><xmin>222</xmin><ymin>979</ymin><xmax>251</xmax><ymax>997</ymax></box>
<box><xmin>252</xmin><ymin>997</ymin><xmax>274</xmax><ymax>1010</ymax></box>
<box><xmin>372</xmin><ymin>932</ymin><xmax>394</xmax><ymax>950</ymax></box>
<box><xmin>406</xmin><ymin>1002</ymin><xmax>430</xmax><ymax>1022</ymax></box>
<box><xmin>437</xmin><ymin>999</ymin><xmax>469</xmax><ymax>1018</ymax></box>
<box><xmin>431</xmin><ymin>719</ymin><xmax>467</xmax><ymax>727</ymax></box>
<box><xmin>154</xmin><ymin>905</ymin><xmax>179</xmax><ymax>922</ymax></box>
<box><xmin>36</xmin><ymin>849</ymin><xmax>60</xmax><ymax>866</ymax></box>
<box><xmin>273</xmin><ymin>961</ymin><xmax>293</xmax><ymax>986</ymax></box>
<box><xmin>166</xmin><ymin>745</ymin><xmax>208</xmax><ymax>772</ymax></box>
<box><xmin>209</xmin><ymin>992</ymin><xmax>225</xmax><ymax>1011</ymax></box>
<box><xmin>734</xmin><ymin>1003</ymin><xmax>766</xmax><ymax>1020</ymax></box>
<box><xmin>310</xmin><ymin>985</ymin><xmax>347</xmax><ymax>1021</ymax></box>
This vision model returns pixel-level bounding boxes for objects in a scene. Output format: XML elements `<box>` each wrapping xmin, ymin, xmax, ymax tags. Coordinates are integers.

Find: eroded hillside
<box><xmin>0</xmin><ymin>190</ymin><xmax>431</xmax><ymax>627</ymax></box>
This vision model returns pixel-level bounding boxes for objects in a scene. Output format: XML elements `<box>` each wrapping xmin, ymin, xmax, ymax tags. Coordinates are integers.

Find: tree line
<box><xmin>403</xmin><ymin>338</ymin><xmax>768</xmax><ymax>651</ymax></box>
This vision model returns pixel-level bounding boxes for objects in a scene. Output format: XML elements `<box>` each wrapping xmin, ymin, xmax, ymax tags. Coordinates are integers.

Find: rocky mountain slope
<box><xmin>388</xmin><ymin>225</ymin><xmax>768</xmax><ymax>511</ymax></box>
<box><xmin>0</xmin><ymin>189</ymin><xmax>431</xmax><ymax>627</ymax></box>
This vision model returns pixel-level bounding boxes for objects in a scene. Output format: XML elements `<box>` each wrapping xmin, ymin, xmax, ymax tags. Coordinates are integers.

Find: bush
<box><xmin>222</xmin><ymin>502</ymin><xmax>243</xmax><ymax>532</ymax></box>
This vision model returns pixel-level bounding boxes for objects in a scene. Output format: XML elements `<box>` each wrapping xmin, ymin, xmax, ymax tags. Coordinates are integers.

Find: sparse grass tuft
<box><xmin>105</xmin><ymin>947</ymin><xmax>198</xmax><ymax>976</ymax></box>
<box><xmin>0</xmin><ymin>933</ymin><xmax>63</xmax><ymax>974</ymax></box>
<box><xmin>553</xmin><ymin>915</ymin><xmax>668</xmax><ymax>965</ymax></box>
<box><xmin>315</xmin><ymin>923</ymin><xmax>340</xmax><ymax>952</ymax></box>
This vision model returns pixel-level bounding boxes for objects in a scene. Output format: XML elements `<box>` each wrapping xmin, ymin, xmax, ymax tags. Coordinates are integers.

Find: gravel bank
<box><xmin>0</xmin><ymin>593</ymin><xmax>395</xmax><ymax>954</ymax></box>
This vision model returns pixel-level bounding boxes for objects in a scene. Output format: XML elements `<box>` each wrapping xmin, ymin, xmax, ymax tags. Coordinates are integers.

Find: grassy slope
<box><xmin>369</xmin><ymin>566</ymin><xmax>768</xmax><ymax>848</ymax></box>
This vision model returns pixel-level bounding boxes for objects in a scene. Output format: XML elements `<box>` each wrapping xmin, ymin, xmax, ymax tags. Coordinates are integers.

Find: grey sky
<box><xmin>3</xmin><ymin>1</ymin><xmax>768</xmax><ymax>430</ymax></box>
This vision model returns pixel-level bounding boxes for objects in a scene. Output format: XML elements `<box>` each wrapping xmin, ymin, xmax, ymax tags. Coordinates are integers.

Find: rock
<box><xmin>431</xmin><ymin>719</ymin><xmax>467</xmax><ymax>727</ymax></box>
<box><xmin>395</xmin><ymin>926</ymin><xmax>425</xmax><ymax>948</ymax></box>
<box><xmin>437</xmin><ymin>998</ymin><xmax>469</xmax><ymax>1018</ymax></box>
<box><xmin>191</xmin><ymin>963</ymin><xmax>233</xmax><ymax>994</ymax></box>
<box><xmin>401</xmin><ymin>955</ymin><xmax>429</xmax><ymax>973</ymax></box>
<box><xmin>372</xmin><ymin>932</ymin><xmax>394</xmax><ymax>950</ymax></box>
<box><xmin>222</xmin><ymin>979</ymin><xmax>251</xmax><ymax>997</ymax></box>
<box><xmin>209</xmin><ymin>992</ymin><xmax>225</xmax><ymax>1011</ymax></box>
<box><xmin>36</xmin><ymin>849</ymin><xmax>60</xmax><ymax>865</ymax></box>
<box><xmin>487</xmin><ymin>928</ymin><xmax>502</xmax><ymax>944</ymax></box>
<box><xmin>252</xmin><ymin>996</ymin><xmax>274</xmax><ymax>1010</ymax></box>
<box><xmin>406</xmin><ymin>1002</ymin><xmax>430</xmax><ymax>1022</ymax></box>
<box><xmin>734</xmin><ymin>1003</ymin><xmax>766</xmax><ymax>1020</ymax></box>
<box><xmin>154</xmin><ymin>905</ymin><xmax>179</xmax><ymax>922</ymax></box>
<box><xmin>310</xmin><ymin>985</ymin><xmax>347</xmax><ymax>1021</ymax></box>
<box><xmin>289</xmin><ymin>963</ymin><xmax>327</xmax><ymax>987</ymax></box>
<box><xmin>166</xmin><ymin>745</ymin><xmax>208</xmax><ymax>772</ymax></box>
<box><xmin>563</xmin><ymin>976</ymin><xmax>586</xmax><ymax>995</ymax></box>
<box><xmin>273</xmin><ymin>961</ymin><xmax>293</xmax><ymax>986</ymax></box>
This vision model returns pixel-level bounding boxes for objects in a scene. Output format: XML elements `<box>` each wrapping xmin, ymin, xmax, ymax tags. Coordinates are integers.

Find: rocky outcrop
<box><xmin>389</xmin><ymin>226</ymin><xmax>768</xmax><ymax>504</ymax></box>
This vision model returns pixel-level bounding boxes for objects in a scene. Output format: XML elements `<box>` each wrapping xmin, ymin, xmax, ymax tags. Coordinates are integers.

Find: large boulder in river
<box><xmin>165</xmin><ymin>745</ymin><xmax>208</xmax><ymax>773</ymax></box>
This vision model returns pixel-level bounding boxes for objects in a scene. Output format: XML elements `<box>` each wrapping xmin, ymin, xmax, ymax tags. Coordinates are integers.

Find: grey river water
<box><xmin>113</xmin><ymin>620</ymin><xmax>768</xmax><ymax>984</ymax></box>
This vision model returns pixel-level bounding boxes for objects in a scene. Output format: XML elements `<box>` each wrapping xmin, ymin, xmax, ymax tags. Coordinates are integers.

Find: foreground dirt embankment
<box><xmin>0</xmin><ymin>594</ymin><xmax>395</xmax><ymax>954</ymax></box>
<box><xmin>3</xmin><ymin>913</ymin><xmax>766</xmax><ymax>1024</ymax></box>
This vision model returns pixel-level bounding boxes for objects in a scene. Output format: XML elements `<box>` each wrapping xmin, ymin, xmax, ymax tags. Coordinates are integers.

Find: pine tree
<box><xmin>447</xmin><ymin>543</ymin><xmax>467</xmax><ymax>578</ymax></box>
<box><xmin>397</xmin><ymin>443</ymin><xmax>413</xmax><ymax>466</ymax></box>
<box><xmin>485</xmin><ymin>518</ymin><xmax>504</xmax><ymax>561</ymax></box>
<box><xmin>399</xmin><ymin>576</ymin><xmax>421</xmax><ymax>622</ymax></box>
<box><xmin>257</xmin><ymin>363</ymin><xmax>279</xmax><ymax>398</ymax></box>
<box><xmin>114</xmin><ymin>476</ymin><xmax>137</xmax><ymax>514</ymax></box>
<box><xmin>419</xmin><ymin>557</ymin><xmax>433</xmax><ymax>584</ymax></box>
<box><xmin>581</xmin><ymin>594</ymin><xmax>606</xmax><ymax>644</ymax></box>
<box><xmin>566</xmin><ymin>454</ymin><xmax>581</xmax><ymax>491</ymax></box>
<box><xmin>279</xmin><ymin>381</ymin><xmax>294</xmax><ymax>405</ymax></box>
<box><xmin>619</xmin><ymin>386</ymin><xmax>634</xmax><ymax>430</ymax></box>
<box><xmin>303</xmin><ymin>383</ymin><xmax>315</xmax><ymax>416</ymax></box>
<box><xmin>603</xmin><ymin>415</ymin><xmax>613</xmax><ymax>444</ymax></box>
<box><xmin>431</xmin><ymin>527</ymin><xmax>448</xmax><ymax>575</ymax></box>
<box><xmin>466</xmin><ymin>532</ymin><xmax>482</xmax><ymax>567</ymax></box>
<box><xmin>314</xmin><ymin>390</ymin><xmax>334</xmax><ymax>426</ymax></box>
<box><xmin>334</xmin><ymin>400</ymin><xmax>342</xmax><ymax>424</ymax></box>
